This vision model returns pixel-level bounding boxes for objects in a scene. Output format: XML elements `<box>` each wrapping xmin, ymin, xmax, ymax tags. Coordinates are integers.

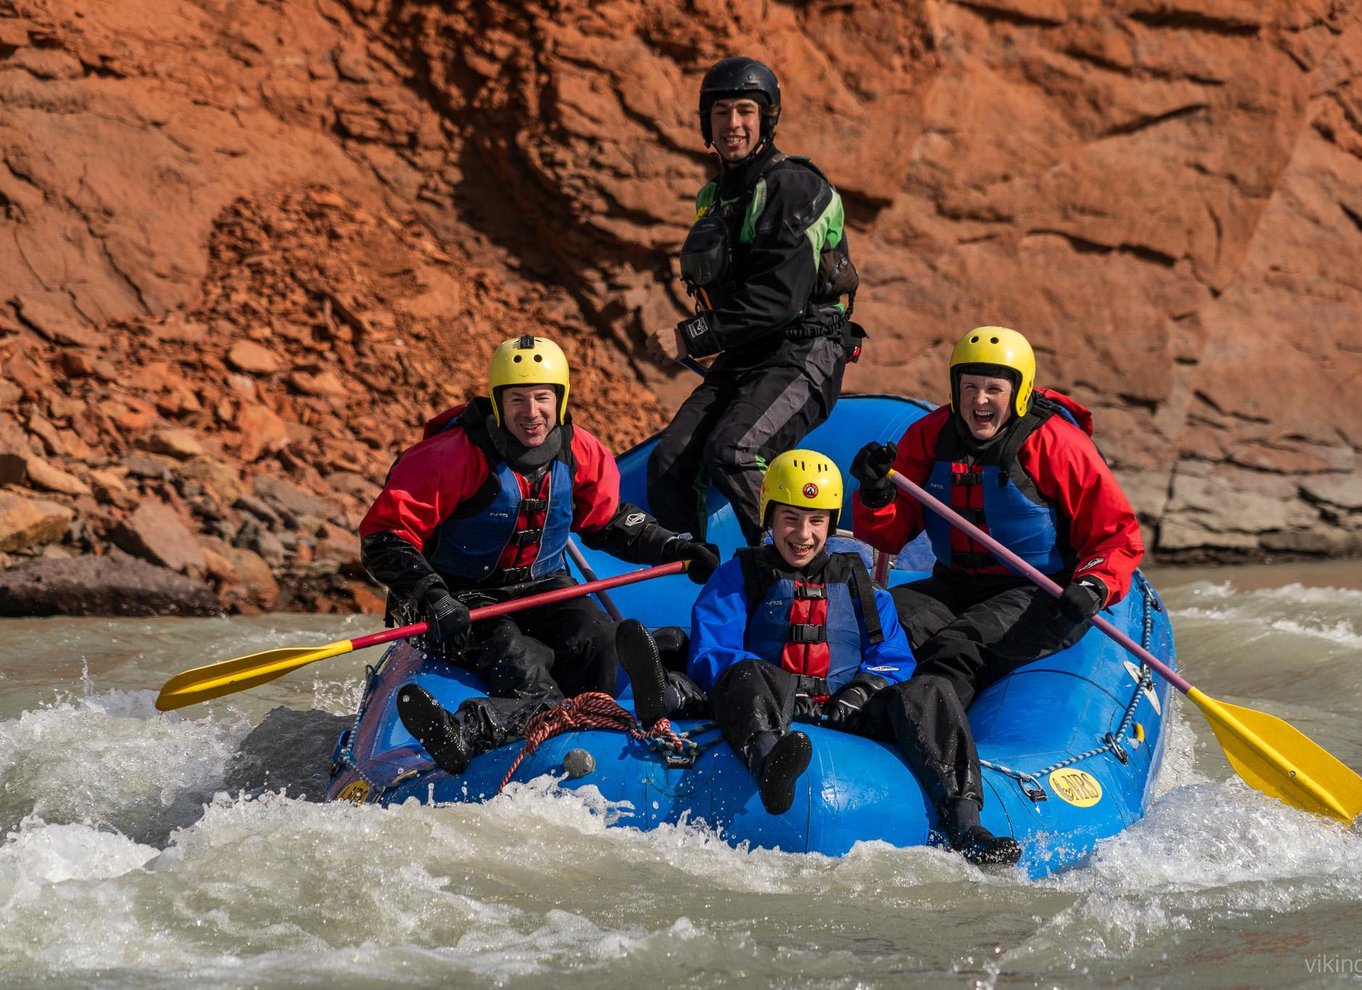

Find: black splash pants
<box><xmin>459</xmin><ymin>574</ymin><xmax>618</xmax><ymax>703</ymax></box>
<box><xmin>886</xmin><ymin>573</ymin><xmax>1092</xmax><ymax>811</ymax></box>
<box><xmin>646</xmin><ymin>336</ymin><xmax>844</xmax><ymax>545</ymax></box>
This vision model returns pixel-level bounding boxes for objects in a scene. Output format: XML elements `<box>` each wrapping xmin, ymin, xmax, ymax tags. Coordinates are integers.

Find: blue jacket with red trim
<box><xmin>688</xmin><ymin>553</ymin><xmax>916</xmax><ymax>693</ymax></box>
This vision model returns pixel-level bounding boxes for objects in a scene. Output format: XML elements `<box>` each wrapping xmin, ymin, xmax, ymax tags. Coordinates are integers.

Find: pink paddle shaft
<box><xmin>344</xmin><ymin>560</ymin><xmax>688</xmax><ymax>653</ymax></box>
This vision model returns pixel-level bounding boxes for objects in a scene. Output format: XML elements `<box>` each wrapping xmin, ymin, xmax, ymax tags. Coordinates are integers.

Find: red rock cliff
<box><xmin>1</xmin><ymin>0</ymin><xmax>1359</xmax><ymax>613</ymax></box>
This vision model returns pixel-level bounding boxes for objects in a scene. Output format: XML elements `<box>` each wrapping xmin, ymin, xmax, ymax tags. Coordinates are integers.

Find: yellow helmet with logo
<box><xmin>760</xmin><ymin>449</ymin><xmax>845</xmax><ymax>529</ymax></box>
<box><xmin>487</xmin><ymin>335</ymin><xmax>571</xmax><ymax>425</ymax></box>
<box><xmin>948</xmin><ymin>325</ymin><xmax>1036</xmax><ymax>418</ymax></box>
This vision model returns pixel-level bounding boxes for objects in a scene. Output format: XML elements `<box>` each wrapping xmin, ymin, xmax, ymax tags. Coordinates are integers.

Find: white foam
<box><xmin>1267</xmin><ymin>618</ymin><xmax>1362</xmax><ymax>649</ymax></box>
<box><xmin>1</xmin><ymin>819</ymin><xmax>157</xmax><ymax>886</ymax></box>
<box><xmin>1256</xmin><ymin>583</ymin><xmax>1362</xmax><ymax>607</ymax></box>
<box><xmin>0</xmin><ymin>696</ymin><xmax>250</xmax><ymax>845</ymax></box>
<box><xmin>309</xmin><ymin>675</ymin><xmax>367</xmax><ymax>716</ymax></box>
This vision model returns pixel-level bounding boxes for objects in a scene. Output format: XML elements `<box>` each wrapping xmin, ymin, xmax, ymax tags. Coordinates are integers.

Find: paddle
<box><xmin>565</xmin><ymin>538</ymin><xmax>623</xmax><ymax>621</ymax></box>
<box><xmin>884</xmin><ymin>469</ymin><xmax>1362</xmax><ymax>824</ymax></box>
<box><xmin>155</xmin><ymin>561</ymin><xmax>687</xmax><ymax>711</ymax></box>
<box><xmin>680</xmin><ymin>355</ymin><xmax>709</xmax><ymax>377</ymax></box>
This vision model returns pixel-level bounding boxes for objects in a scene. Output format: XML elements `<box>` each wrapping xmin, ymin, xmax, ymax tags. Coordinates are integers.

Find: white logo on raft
<box><xmin>1123</xmin><ymin>659</ymin><xmax>1161</xmax><ymax>716</ymax></box>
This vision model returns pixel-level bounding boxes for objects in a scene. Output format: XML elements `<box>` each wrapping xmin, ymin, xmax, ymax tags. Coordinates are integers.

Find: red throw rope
<box><xmin>498</xmin><ymin>692</ymin><xmax>687</xmax><ymax>792</ymax></box>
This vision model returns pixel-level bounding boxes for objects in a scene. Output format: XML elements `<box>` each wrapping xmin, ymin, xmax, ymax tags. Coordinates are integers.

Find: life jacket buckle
<box><xmin>788</xmin><ymin>623</ymin><xmax>827</xmax><ymax>644</ymax></box>
<box><xmin>508</xmin><ymin>529</ymin><xmax>543</xmax><ymax>547</ymax></box>
<box><xmin>497</xmin><ymin>565</ymin><xmax>532</xmax><ymax>583</ymax></box>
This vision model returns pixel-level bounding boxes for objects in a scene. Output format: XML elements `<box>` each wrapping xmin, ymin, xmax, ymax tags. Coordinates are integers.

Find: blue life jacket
<box><xmin>924</xmin><ymin>397</ymin><xmax>1076</xmax><ymax>576</ymax></box>
<box><xmin>426</xmin><ymin>405</ymin><xmax>577</xmax><ymax>586</ymax></box>
<box><xmin>736</xmin><ymin>548</ymin><xmax>882</xmax><ymax>694</ymax></box>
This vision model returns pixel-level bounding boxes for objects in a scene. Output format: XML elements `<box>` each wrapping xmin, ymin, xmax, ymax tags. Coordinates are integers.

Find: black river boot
<box><xmin>397</xmin><ymin>684</ymin><xmax>472</xmax><ymax>775</ymax></box>
<box><xmin>945</xmin><ymin>798</ymin><xmax>1022</xmax><ymax>867</ymax></box>
<box><xmin>747</xmin><ymin>730</ymin><xmax>812</xmax><ymax>816</ymax></box>
<box><xmin>616</xmin><ymin>619</ymin><xmax>669</xmax><ymax>726</ymax></box>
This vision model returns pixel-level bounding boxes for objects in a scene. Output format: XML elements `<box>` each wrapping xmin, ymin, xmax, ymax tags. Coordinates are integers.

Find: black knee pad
<box><xmin>478</xmin><ymin>635</ymin><xmax>558</xmax><ymax>701</ymax></box>
<box><xmin>652</xmin><ymin>625</ymin><xmax>690</xmax><ymax>673</ymax></box>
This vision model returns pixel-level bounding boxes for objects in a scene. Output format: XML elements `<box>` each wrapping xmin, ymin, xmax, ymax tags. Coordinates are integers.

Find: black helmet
<box><xmin>698</xmin><ymin>56</ymin><xmax>781</xmax><ymax>147</ymax></box>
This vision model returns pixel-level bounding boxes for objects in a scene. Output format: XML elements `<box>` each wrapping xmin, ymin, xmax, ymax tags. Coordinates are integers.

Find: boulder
<box><xmin>227</xmin><ymin>340</ymin><xmax>283</xmax><ymax>375</ymax></box>
<box><xmin>0</xmin><ymin>551</ymin><xmax>220</xmax><ymax>616</ymax></box>
<box><xmin>1301</xmin><ymin>474</ymin><xmax>1362</xmax><ymax>512</ymax></box>
<box><xmin>23</xmin><ymin>455</ymin><xmax>91</xmax><ymax>496</ymax></box>
<box><xmin>0</xmin><ymin>492</ymin><xmax>74</xmax><ymax>553</ymax></box>
<box><xmin>179</xmin><ymin>455</ymin><xmax>245</xmax><ymax>504</ymax></box>
<box><xmin>141</xmin><ymin>428</ymin><xmax>206</xmax><ymax>460</ymax></box>
<box><xmin>219</xmin><ymin>543</ymin><xmax>281</xmax><ymax>611</ymax></box>
<box><xmin>109</xmin><ymin>499</ymin><xmax>208</xmax><ymax>576</ymax></box>
<box><xmin>254</xmin><ymin>474</ymin><xmax>330</xmax><ymax>520</ymax></box>
<box><xmin>236</xmin><ymin>404</ymin><xmax>290</xmax><ymax>462</ymax></box>
<box><xmin>288</xmin><ymin>368</ymin><xmax>348</xmax><ymax>396</ymax></box>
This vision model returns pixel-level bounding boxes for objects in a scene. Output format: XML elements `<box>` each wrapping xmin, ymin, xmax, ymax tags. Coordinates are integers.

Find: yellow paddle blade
<box><xmin>155</xmin><ymin>640</ymin><xmax>355</xmax><ymax>712</ymax></box>
<box><xmin>1188</xmin><ymin>687</ymin><xmax>1362</xmax><ymax>823</ymax></box>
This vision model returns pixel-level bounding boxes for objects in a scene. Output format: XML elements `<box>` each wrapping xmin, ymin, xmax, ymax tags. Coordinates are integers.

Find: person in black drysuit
<box><xmin>645</xmin><ymin>55</ymin><xmax>862</xmax><ymax>546</ymax></box>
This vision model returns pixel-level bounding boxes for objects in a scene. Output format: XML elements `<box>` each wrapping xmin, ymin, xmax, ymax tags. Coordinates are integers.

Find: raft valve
<box><xmin>564</xmin><ymin>748</ymin><xmax>596</xmax><ymax>778</ymax></box>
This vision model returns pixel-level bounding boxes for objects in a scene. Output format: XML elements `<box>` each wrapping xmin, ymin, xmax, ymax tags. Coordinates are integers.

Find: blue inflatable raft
<box><xmin>327</xmin><ymin>395</ymin><xmax>1176</xmax><ymax>878</ymax></box>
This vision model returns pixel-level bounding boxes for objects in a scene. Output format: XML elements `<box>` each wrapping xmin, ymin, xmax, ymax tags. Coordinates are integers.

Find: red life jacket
<box><xmin>736</xmin><ymin>547</ymin><xmax>883</xmax><ymax>696</ymax></box>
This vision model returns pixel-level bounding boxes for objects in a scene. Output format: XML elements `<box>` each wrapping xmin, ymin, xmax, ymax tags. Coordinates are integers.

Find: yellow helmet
<box><xmin>948</xmin><ymin>325</ymin><xmax>1035</xmax><ymax>418</ymax></box>
<box><xmin>487</xmin><ymin>335</ymin><xmax>571</xmax><ymax>425</ymax></box>
<box><xmin>760</xmin><ymin>449</ymin><xmax>845</xmax><ymax>529</ymax></box>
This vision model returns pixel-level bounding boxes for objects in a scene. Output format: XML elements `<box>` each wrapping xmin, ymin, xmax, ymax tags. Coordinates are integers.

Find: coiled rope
<box><xmin>498</xmin><ymin>691</ymin><xmax>691</xmax><ymax>792</ymax></box>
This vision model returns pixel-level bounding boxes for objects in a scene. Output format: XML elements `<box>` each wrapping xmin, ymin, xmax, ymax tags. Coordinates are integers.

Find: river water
<box><xmin>1</xmin><ymin>562</ymin><xmax>1359</xmax><ymax>989</ymax></box>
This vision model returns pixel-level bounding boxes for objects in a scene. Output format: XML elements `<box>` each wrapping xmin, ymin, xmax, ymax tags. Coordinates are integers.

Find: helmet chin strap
<box><xmin>716</xmin><ymin>136</ymin><xmax>771</xmax><ymax>169</ymax></box>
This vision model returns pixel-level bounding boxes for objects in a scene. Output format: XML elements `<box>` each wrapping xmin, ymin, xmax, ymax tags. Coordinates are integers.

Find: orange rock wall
<box><xmin>1</xmin><ymin>0</ymin><xmax>1360</xmax><ymax>611</ymax></box>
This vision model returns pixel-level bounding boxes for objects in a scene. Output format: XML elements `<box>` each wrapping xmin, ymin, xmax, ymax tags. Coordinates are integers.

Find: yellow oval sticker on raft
<box><xmin>336</xmin><ymin>780</ymin><xmax>371</xmax><ymax>805</ymax></box>
<box><xmin>1048</xmin><ymin>768</ymin><xmax>1103</xmax><ymax>807</ymax></box>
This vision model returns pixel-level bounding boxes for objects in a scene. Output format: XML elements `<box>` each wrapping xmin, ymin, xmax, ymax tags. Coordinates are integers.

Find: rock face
<box><xmin>0</xmin><ymin>552</ymin><xmax>220</xmax><ymax>617</ymax></box>
<box><xmin>1</xmin><ymin>0</ymin><xmax>1359</xmax><ymax>615</ymax></box>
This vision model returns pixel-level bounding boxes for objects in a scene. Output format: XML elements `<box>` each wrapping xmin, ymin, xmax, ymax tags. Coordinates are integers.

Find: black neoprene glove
<box><xmin>822</xmin><ymin>672</ymin><xmax>890</xmax><ymax>729</ymax></box>
<box><xmin>663</xmin><ymin>537</ymin><xmax>721</xmax><ymax>585</ymax></box>
<box><xmin>851</xmin><ymin>442</ymin><xmax>897</xmax><ymax>508</ymax></box>
<box><xmin>1057</xmin><ymin>576</ymin><xmax>1108</xmax><ymax>622</ymax></box>
<box><xmin>418</xmin><ymin>580</ymin><xmax>471</xmax><ymax>653</ymax></box>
